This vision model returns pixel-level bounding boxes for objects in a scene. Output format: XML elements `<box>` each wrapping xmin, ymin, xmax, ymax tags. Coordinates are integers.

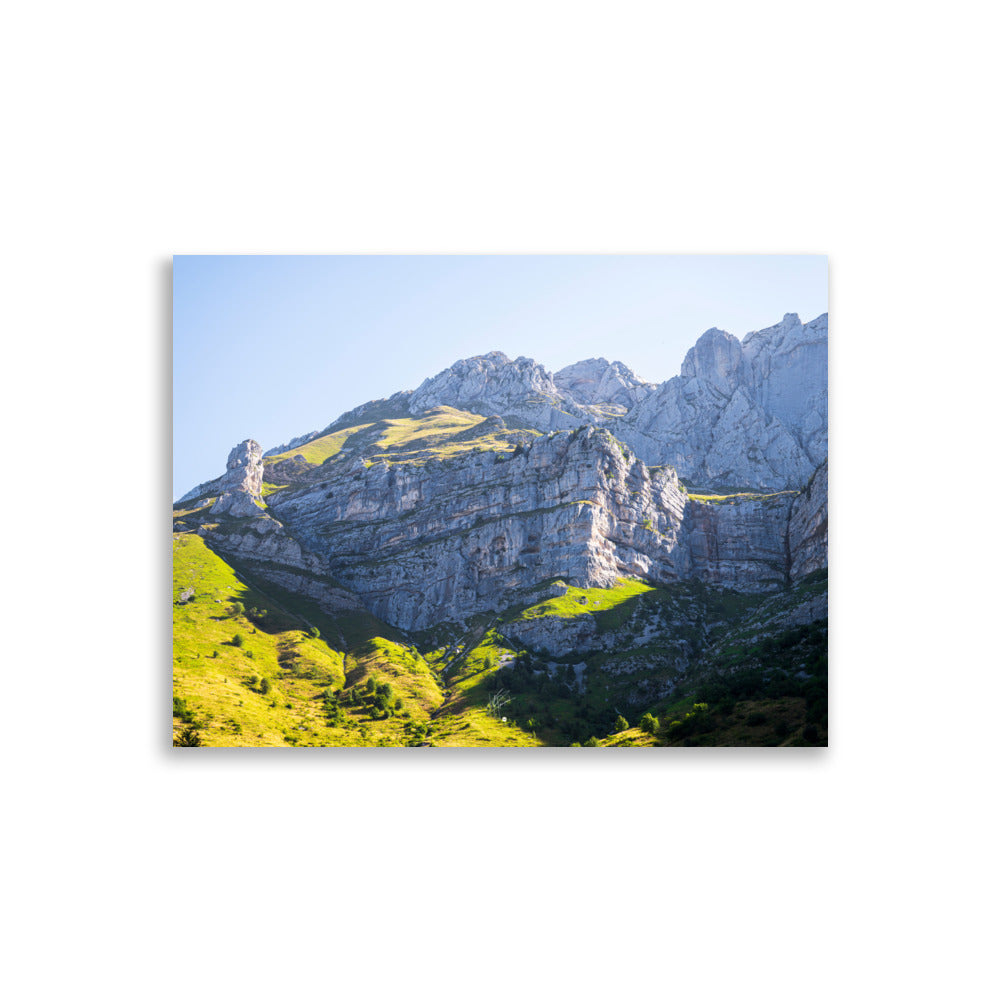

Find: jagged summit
<box><xmin>408</xmin><ymin>351</ymin><xmax>587</xmax><ymax>429</ymax></box>
<box><xmin>554</xmin><ymin>357</ymin><xmax>655</xmax><ymax>409</ymax></box>
<box><xmin>189</xmin><ymin>311</ymin><xmax>828</xmax><ymax>501</ymax></box>
<box><xmin>618</xmin><ymin>312</ymin><xmax>828</xmax><ymax>489</ymax></box>
<box><xmin>680</xmin><ymin>327</ymin><xmax>745</xmax><ymax>393</ymax></box>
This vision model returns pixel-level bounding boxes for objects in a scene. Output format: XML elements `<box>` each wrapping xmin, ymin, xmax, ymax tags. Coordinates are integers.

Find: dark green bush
<box><xmin>174</xmin><ymin>726</ymin><xmax>202</xmax><ymax>747</ymax></box>
<box><xmin>232</xmin><ymin>633</ymin><xmax>245</xmax><ymax>648</ymax></box>
<box><xmin>614</xmin><ymin>715</ymin><xmax>629</xmax><ymax>733</ymax></box>
<box><xmin>172</xmin><ymin>696</ymin><xmax>194</xmax><ymax>724</ymax></box>
<box><xmin>260</xmin><ymin>677</ymin><xmax>271</xmax><ymax>695</ymax></box>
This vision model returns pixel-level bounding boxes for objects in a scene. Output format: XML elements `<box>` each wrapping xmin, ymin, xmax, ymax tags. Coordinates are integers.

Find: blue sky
<box><xmin>173</xmin><ymin>254</ymin><xmax>827</xmax><ymax>497</ymax></box>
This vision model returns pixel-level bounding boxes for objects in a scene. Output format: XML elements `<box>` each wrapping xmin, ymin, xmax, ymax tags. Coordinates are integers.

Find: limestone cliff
<box><xmin>616</xmin><ymin>313</ymin><xmax>827</xmax><ymax>489</ymax></box>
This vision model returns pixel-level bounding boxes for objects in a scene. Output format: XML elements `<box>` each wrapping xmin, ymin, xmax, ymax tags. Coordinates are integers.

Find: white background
<box><xmin>3</xmin><ymin>2</ymin><xmax>996</xmax><ymax>998</ymax></box>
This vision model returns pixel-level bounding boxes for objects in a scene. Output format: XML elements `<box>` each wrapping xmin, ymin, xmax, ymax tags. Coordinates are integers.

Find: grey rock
<box><xmin>789</xmin><ymin>459</ymin><xmax>829</xmax><ymax>580</ymax></box>
<box><xmin>616</xmin><ymin>313</ymin><xmax>827</xmax><ymax>490</ymax></box>
<box><xmin>409</xmin><ymin>352</ymin><xmax>590</xmax><ymax>430</ymax></box>
<box><xmin>179</xmin><ymin>439</ymin><xmax>264</xmax><ymax>505</ymax></box>
<box><xmin>262</xmin><ymin>426</ymin><xmax>816</xmax><ymax>631</ymax></box>
<box><xmin>554</xmin><ymin>357</ymin><xmax>656</xmax><ymax>409</ymax></box>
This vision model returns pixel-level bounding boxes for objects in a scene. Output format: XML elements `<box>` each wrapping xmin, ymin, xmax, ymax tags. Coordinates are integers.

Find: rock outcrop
<box><xmin>179</xmin><ymin>439</ymin><xmax>265</xmax><ymax>505</ymax></box>
<box><xmin>615</xmin><ymin>313</ymin><xmax>827</xmax><ymax>489</ymax></box>
<box><xmin>553</xmin><ymin>358</ymin><xmax>656</xmax><ymax>410</ymax></box>
<box><xmin>409</xmin><ymin>352</ymin><xmax>591</xmax><ymax>430</ymax></box>
<box><xmin>788</xmin><ymin>459</ymin><xmax>829</xmax><ymax>580</ymax></box>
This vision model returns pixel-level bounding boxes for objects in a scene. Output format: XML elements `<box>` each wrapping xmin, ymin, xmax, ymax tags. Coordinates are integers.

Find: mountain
<box><xmin>173</xmin><ymin>313</ymin><xmax>828</xmax><ymax>748</ymax></box>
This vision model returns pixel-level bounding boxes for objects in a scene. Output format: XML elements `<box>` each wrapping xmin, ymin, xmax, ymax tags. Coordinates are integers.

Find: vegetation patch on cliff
<box><xmin>505</xmin><ymin>577</ymin><xmax>654</xmax><ymax>625</ymax></box>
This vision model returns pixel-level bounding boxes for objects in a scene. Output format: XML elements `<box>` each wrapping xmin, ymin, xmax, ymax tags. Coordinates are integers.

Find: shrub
<box><xmin>614</xmin><ymin>715</ymin><xmax>629</xmax><ymax>733</ymax></box>
<box><xmin>260</xmin><ymin>677</ymin><xmax>271</xmax><ymax>695</ymax></box>
<box><xmin>231</xmin><ymin>601</ymin><xmax>245</xmax><ymax>617</ymax></box>
<box><xmin>174</xmin><ymin>726</ymin><xmax>202</xmax><ymax>747</ymax></box>
<box><xmin>172</xmin><ymin>696</ymin><xmax>194</xmax><ymax>724</ymax></box>
<box><xmin>394</xmin><ymin>697</ymin><xmax>403</xmax><ymax>710</ymax></box>
<box><xmin>308</xmin><ymin>627</ymin><xmax>320</xmax><ymax>639</ymax></box>
<box><xmin>232</xmin><ymin>633</ymin><xmax>245</xmax><ymax>648</ymax></box>
<box><xmin>584</xmin><ymin>736</ymin><xmax>601</xmax><ymax>747</ymax></box>
<box><xmin>365</xmin><ymin>677</ymin><xmax>377</xmax><ymax>694</ymax></box>
<box><xmin>248</xmin><ymin>674</ymin><xmax>259</xmax><ymax>687</ymax></box>
<box><xmin>639</xmin><ymin>712</ymin><xmax>659</xmax><ymax>735</ymax></box>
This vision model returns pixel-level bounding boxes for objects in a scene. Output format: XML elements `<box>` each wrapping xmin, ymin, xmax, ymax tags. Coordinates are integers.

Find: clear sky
<box><xmin>173</xmin><ymin>254</ymin><xmax>827</xmax><ymax>498</ymax></box>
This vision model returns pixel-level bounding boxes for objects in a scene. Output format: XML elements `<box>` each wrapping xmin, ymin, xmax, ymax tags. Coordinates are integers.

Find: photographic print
<box><xmin>173</xmin><ymin>255</ymin><xmax>828</xmax><ymax>747</ymax></box>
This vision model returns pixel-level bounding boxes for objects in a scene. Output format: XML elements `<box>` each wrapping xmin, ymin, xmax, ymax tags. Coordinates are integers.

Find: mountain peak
<box><xmin>680</xmin><ymin>327</ymin><xmax>743</xmax><ymax>391</ymax></box>
<box><xmin>554</xmin><ymin>357</ymin><xmax>654</xmax><ymax>408</ymax></box>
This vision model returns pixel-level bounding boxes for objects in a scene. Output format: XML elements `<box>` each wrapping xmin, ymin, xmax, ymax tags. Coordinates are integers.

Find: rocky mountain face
<box><xmin>408</xmin><ymin>351</ymin><xmax>591</xmax><ymax>430</ymax></box>
<box><xmin>553</xmin><ymin>357</ymin><xmax>656</xmax><ymax>410</ymax></box>
<box><xmin>392</xmin><ymin>313</ymin><xmax>827</xmax><ymax>490</ymax></box>
<box><xmin>185</xmin><ymin>435</ymin><xmax>824</xmax><ymax>633</ymax></box>
<box><xmin>176</xmin><ymin>312</ymin><xmax>828</xmax><ymax>634</ymax></box>
<box><xmin>616</xmin><ymin>313</ymin><xmax>827</xmax><ymax>489</ymax></box>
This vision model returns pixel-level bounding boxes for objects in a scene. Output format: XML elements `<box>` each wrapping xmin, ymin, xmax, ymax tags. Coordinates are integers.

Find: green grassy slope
<box><xmin>173</xmin><ymin>522</ymin><xmax>827</xmax><ymax>747</ymax></box>
<box><xmin>264</xmin><ymin>406</ymin><xmax>540</xmax><ymax>477</ymax></box>
<box><xmin>172</xmin><ymin>533</ymin><xmax>541</xmax><ymax>746</ymax></box>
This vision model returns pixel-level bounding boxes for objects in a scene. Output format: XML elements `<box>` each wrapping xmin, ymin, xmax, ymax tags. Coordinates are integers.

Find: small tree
<box><xmin>639</xmin><ymin>712</ymin><xmax>659</xmax><ymax>735</ymax></box>
<box><xmin>260</xmin><ymin>677</ymin><xmax>271</xmax><ymax>695</ymax></box>
<box><xmin>614</xmin><ymin>714</ymin><xmax>629</xmax><ymax>733</ymax></box>
<box><xmin>233</xmin><ymin>633</ymin><xmax>245</xmax><ymax>648</ymax></box>
<box><xmin>365</xmin><ymin>677</ymin><xmax>377</xmax><ymax>695</ymax></box>
<box><xmin>231</xmin><ymin>601</ymin><xmax>245</xmax><ymax>617</ymax></box>
<box><xmin>308</xmin><ymin>626</ymin><xmax>320</xmax><ymax>639</ymax></box>
<box><xmin>174</xmin><ymin>726</ymin><xmax>202</xmax><ymax>747</ymax></box>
